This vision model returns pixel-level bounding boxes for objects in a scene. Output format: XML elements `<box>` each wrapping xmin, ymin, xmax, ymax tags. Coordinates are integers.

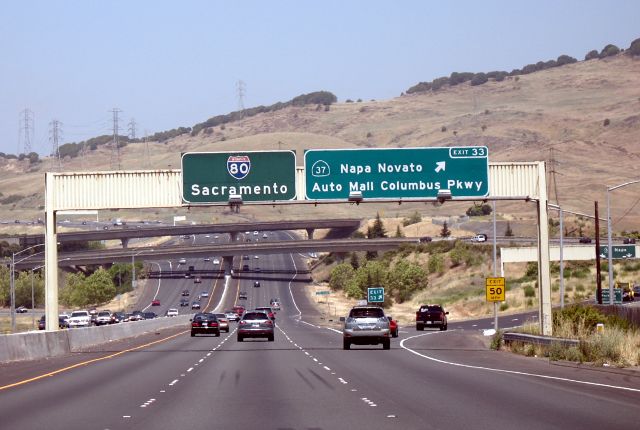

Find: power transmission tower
<box><xmin>548</xmin><ymin>146</ymin><xmax>562</xmax><ymax>205</ymax></box>
<box><xmin>110</xmin><ymin>108</ymin><xmax>122</xmax><ymax>170</ymax></box>
<box><xmin>128</xmin><ymin>118</ymin><xmax>137</xmax><ymax>140</ymax></box>
<box><xmin>49</xmin><ymin>119</ymin><xmax>63</xmax><ymax>171</ymax></box>
<box><xmin>19</xmin><ymin>109</ymin><xmax>34</xmax><ymax>155</ymax></box>
<box><xmin>236</xmin><ymin>80</ymin><xmax>246</xmax><ymax>114</ymax></box>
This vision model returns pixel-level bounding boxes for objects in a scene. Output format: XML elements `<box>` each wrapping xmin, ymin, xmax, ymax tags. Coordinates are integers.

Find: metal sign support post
<box><xmin>492</xmin><ymin>200</ymin><xmax>498</xmax><ymax>331</ymax></box>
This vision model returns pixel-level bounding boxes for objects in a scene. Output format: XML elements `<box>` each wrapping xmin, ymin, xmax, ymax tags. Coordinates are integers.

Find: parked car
<box><xmin>342</xmin><ymin>306</ymin><xmax>391</xmax><ymax>350</ymax></box>
<box><xmin>623</xmin><ymin>237</ymin><xmax>637</xmax><ymax>244</ymax></box>
<box><xmin>419</xmin><ymin>236</ymin><xmax>433</xmax><ymax>243</ymax></box>
<box><xmin>213</xmin><ymin>313</ymin><xmax>230</xmax><ymax>332</ymax></box>
<box><xmin>142</xmin><ymin>312</ymin><xmax>157</xmax><ymax>320</ymax></box>
<box><xmin>151</xmin><ymin>299</ymin><xmax>161</xmax><ymax>306</ymax></box>
<box><xmin>471</xmin><ymin>234</ymin><xmax>488</xmax><ymax>242</ymax></box>
<box><xmin>415</xmin><ymin>304</ymin><xmax>448</xmax><ymax>331</ymax></box>
<box><xmin>237</xmin><ymin>311</ymin><xmax>274</xmax><ymax>342</ymax></box>
<box><xmin>191</xmin><ymin>313</ymin><xmax>220</xmax><ymax>337</ymax></box>
<box><xmin>387</xmin><ymin>316</ymin><xmax>399</xmax><ymax>337</ymax></box>
<box><xmin>68</xmin><ymin>310</ymin><xmax>92</xmax><ymax>328</ymax></box>
<box><xmin>16</xmin><ymin>306</ymin><xmax>28</xmax><ymax>313</ymax></box>
<box><xmin>112</xmin><ymin>312</ymin><xmax>126</xmax><ymax>323</ymax></box>
<box><xmin>579</xmin><ymin>237</ymin><xmax>592</xmax><ymax>244</ymax></box>
<box><xmin>166</xmin><ymin>308</ymin><xmax>179</xmax><ymax>317</ymax></box>
<box><xmin>191</xmin><ymin>301</ymin><xmax>201</xmax><ymax>310</ymax></box>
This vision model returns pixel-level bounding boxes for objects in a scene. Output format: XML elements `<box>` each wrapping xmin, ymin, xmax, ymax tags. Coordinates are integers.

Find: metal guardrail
<box><xmin>503</xmin><ymin>332</ymin><xmax>580</xmax><ymax>347</ymax></box>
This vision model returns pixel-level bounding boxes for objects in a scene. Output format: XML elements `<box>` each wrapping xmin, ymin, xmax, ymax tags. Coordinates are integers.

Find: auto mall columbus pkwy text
<box><xmin>310</xmin><ymin>162</ymin><xmax>485</xmax><ymax>193</ymax></box>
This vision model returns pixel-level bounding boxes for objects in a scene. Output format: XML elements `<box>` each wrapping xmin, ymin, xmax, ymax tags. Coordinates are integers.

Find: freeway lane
<box><xmin>2</xmin><ymin>236</ymin><xmax>640</xmax><ymax>428</ymax></box>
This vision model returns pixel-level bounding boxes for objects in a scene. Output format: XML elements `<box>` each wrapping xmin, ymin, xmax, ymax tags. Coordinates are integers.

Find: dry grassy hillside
<box><xmin>1</xmin><ymin>55</ymin><xmax>639</xmax><ymax>233</ymax></box>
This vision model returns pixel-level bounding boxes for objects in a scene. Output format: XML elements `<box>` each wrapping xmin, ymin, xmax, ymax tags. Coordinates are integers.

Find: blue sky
<box><xmin>1</xmin><ymin>0</ymin><xmax>638</xmax><ymax>156</ymax></box>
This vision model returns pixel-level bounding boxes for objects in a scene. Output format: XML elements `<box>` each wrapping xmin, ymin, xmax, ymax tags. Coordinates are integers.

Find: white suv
<box><xmin>166</xmin><ymin>308</ymin><xmax>179</xmax><ymax>317</ymax></box>
<box><xmin>68</xmin><ymin>310</ymin><xmax>91</xmax><ymax>328</ymax></box>
<box><xmin>342</xmin><ymin>306</ymin><xmax>391</xmax><ymax>350</ymax></box>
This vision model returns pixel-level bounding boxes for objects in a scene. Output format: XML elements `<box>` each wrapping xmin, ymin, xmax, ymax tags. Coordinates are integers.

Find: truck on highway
<box><xmin>415</xmin><ymin>304</ymin><xmax>449</xmax><ymax>331</ymax></box>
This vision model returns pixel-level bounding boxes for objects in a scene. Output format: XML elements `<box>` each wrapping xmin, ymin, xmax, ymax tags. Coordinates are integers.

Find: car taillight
<box><xmin>211</xmin><ymin>322</ymin><xmax>218</xmax><ymax>327</ymax></box>
<box><xmin>192</xmin><ymin>322</ymin><xmax>201</xmax><ymax>327</ymax></box>
<box><xmin>416</xmin><ymin>312</ymin><xmax>420</xmax><ymax>318</ymax></box>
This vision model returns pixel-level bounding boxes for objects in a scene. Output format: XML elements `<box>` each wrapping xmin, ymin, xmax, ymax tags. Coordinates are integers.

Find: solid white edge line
<box><xmin>399</xmin><ymin>332</ymin><xmax>640</xmax><ymax>393</ymax></box>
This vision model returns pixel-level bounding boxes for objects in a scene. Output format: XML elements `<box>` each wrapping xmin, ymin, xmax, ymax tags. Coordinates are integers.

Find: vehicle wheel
<box><xmin>440</xmin><ymin>324</ymin><xmax>448</xmax><ymax>331</ymax></box>
<box><xmin>215</xmin><ymin>331</ymin><xmax>220</xmax><ymax>337</ymax></box>
<box><xmin>383</xmin><ymin>339</ymin><xmax>391</xmax><ymax>350</ymax></box>
<box><xmin>237</xmin><ymin>335</ymin><xmax>243</xmax><ymax>342</ymax></box>
<box><xmin>268</xmin><ymin>335</ymin><xmax>274</xmax><ymax>342</ymax></box>
<box><xmin>416</xmin><ymin>324</ymin><xmax>424</xmax><ymax>331</ymax></box>
<box><xmin>191</xmin><ymin>332</ymin><xmax>195</xmax><ymax>337</ymax></box>
<box><xmin>393</xmin><ymin>329</ymin><xmax>399</xmax><ymax>338</ymax></box>
<box><xmin>343</xmin><ymin>339</ymin><xmax>350</xmax><ymax>350</ymax></box>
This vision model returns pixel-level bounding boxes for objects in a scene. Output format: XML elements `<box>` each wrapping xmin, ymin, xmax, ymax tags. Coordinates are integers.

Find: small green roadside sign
<box><xmin>598</xmin><ymin>288</ymin><xmax>622</xmax><ymax>305</ymax></box>
<box><xmin>304</xmin><ymin>146</ymin><xmax>489</xmax><ymax>200</ymax></box>
<box><xmin>598</xmin><ymin>245</ymin><xmax>636</xmax><ymax>260</ymax></box>
<box><xmin>181</xmin><ymin>151</ymin><xmax>296</xmax><ymax>204</ymax></box>
<box><xmin>367</xmin><ymin>287</ymin><xmax>384</xmax><ymax>303</ymax></box>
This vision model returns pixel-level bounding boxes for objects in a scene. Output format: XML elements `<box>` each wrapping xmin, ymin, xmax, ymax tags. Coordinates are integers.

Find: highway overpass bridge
<box><xmin>13</xmin><ymin>237</ymin><xmax>418</xmax><ymax>270</ymax></box>
<box><xmin>15</xmin><ymin>218</ymin><xmax>361</xmax><ymax>248</ymax></box>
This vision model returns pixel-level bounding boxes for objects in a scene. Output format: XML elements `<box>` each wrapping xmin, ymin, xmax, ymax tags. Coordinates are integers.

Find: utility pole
<box><xmin>128</xmin><ymin>118</ymin><xmax>137</xmax><ymax>140</ymax></box>
<box><xmin>19</xmin><ymin>108</ymin><xmax>34</xmax><ymax>155</ymax></box>
<box><xmin>236</xmin><ymin>80</ymin><xmax>246</xmax><ymax>115</ymax></box>
<box><xmin>548</xmin><ymin>146</ymin><xmax>562</xmax><ymax>205</ymax></box>
<box><xmin>110</xmin><ymin>108</ymin><xmax>122</xmax><ymax>170</ymax></box>
<box><xmin>49</xmin><ymin>119</ymin><xmax>63</xmax><ymax>171</ymax></box>
<box><xmin>143</xmin><ymin>130</ymin><xmax>150</xmax><ymax>168</ymax></box>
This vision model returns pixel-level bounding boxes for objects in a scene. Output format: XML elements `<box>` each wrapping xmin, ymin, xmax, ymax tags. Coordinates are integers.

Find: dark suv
<box><xmin>342</xmin><ymin>306</ymin><xmax>391</xmax><ymax>350</ymax></box>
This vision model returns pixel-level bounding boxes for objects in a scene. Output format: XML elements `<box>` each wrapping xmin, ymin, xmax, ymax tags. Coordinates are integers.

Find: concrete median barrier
<box><xmin>0</xmin><ymin>315</ymin><xmax>191</xmax><ymax>363</ymax></box>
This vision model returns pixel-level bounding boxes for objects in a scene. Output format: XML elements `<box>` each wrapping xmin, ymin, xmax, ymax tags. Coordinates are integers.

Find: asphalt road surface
<box><xmin>1</xmin><ymin>231</ymin><xmax>640</xmax><ymax>429</ymax></box>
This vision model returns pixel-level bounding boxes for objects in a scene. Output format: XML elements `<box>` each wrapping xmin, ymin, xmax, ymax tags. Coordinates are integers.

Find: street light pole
<box><xmin>10</xmin><ymin>243</ymin><xmax>47</xmax><ymax>332</ymax></box>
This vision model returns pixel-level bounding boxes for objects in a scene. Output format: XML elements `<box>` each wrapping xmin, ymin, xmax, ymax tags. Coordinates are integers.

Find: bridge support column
<box><xmin>229</xmin><ymin>232</ymin><xmax>238</xmax><ymax>243</ymax></box>
<box><xmin>306</xmin><ymin>228</ymin><xmax>315</xmax><ymax>240</ymax></box>
<box><xmin>44</xmin><ymin>173</ymin><xmax>59</xmax><ymax>331</ymax></box>
<box><xmin>536</xmin><ymin>162</ymin><xmax>552</xmax><ymax>336</ymax></box>
<box><xmin>121</xmin><ymin>238</ymin><xmax>129</xmax><ymax>249</ymax></box>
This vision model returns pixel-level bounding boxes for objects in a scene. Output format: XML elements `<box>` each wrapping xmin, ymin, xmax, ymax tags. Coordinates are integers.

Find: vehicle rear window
<box><xmin>243</xmin><ymin>312</ymin><xmax>268</xmax><ymax>320</ymax></box>
<box><xmin>420</xmin><ymin>305</ymin><xmax>443</xmax><ymax>312</ymax></box>
<box><xmin>349</xmin><ymin>308</ymin><xmax>384</xmax><ymax>318</ymax></box>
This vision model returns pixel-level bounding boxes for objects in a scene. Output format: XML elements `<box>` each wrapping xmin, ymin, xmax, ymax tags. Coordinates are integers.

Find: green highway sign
<box><xmin>598</xmin><ymin>245</ymin><xmax>636</xmax><ymax>259</ymax></box>
<box><xmin>182</xmin><ymin>151</ymin><xmax>296</xmax><ymax>203</ymax></box>
<box><xmin>598</xmin><ymin>288</ymin><xmax>622</xmax><ymax>305</ymax></box>
<box><xmin>304</xmin><ymin>146</ymin><xmax>489</xmax><ymax>200</ymax></box>
<box><xmin>316</xmin><ymin>290</ymin><xmax>331</xmax><ymax>295</ymax></box>
<box><xmin>367</xmin><ymin>287</ymin><xmax>384</xmax><ymax>303</ymax></box>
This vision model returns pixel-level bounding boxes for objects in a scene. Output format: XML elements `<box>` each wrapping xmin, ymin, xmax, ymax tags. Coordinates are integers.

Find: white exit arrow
<box><xmin>435</xmin><ymin>161</ymin><xmax>446</xmax><ymax>173</ymax></box>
